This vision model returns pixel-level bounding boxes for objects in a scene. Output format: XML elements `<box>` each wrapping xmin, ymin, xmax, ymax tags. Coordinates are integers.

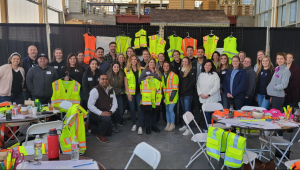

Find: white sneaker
<box><xmin>179</xmin><ymin>125</ymin><xmax>187</xmax><ymax>131</ymax></box>
<box><xmin>138</xmin><ymin>127</ymin><xmax>143</xmax><ymax>135</ymax></box>
<box><xmin>131</xmin><ymin>125</ymin><xmax>137</xmax><ymax>131</ymax></box>
<box><xmin>183</xmin><ymin>129</ymin><xmax>192</xmax><ymax>136</ymax></box>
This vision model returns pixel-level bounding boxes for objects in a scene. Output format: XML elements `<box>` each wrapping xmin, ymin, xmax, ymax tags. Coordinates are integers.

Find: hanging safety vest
<box><xmin>206</xmin><ymin>127</ymin><xmax>225</xmax><ymax>161</ymax></box>
<box><xmin>291</xmin><ymin>161</ymin><xmax>300</xmax><ymax>170</ymax></box>
<box><xmin>203</xmin><ymin>35</ymin><xmax>219</xmax><ymax>59</ymax></box>
<box><xmin>167</xmin><ymin>35</ymin><xmax>184</xmax><ymax>62</ymax></box>
<box><xmin>83</xmin><ymin>33</ymin><xmax>97</xmax><ymax>64</ymax></box>
<box><xmin>223</xmin><ymin>37</ymin><xmax>239</xmax><ymax>64</ymax></box>
<box><xmin>149</xmin><ymin>35</ymin><xmax>166</xmax><ymax>62</ymax></box>
<box><xmin>182</xmin><ymin>37</ymin><xmax>197</xmax><ymax>57</ymax></box>
<box><xmin>140</xmin><ymin>77</ymin><xmax>162</xmax><ymax>108</ymax></box>
<box><xmin>124</xmin><ymin>67</ymin><xmax>141</xmax><ymax>95</ymax></box>
<box><xmin>161</xmin><ymin>71</ymin><xmax>179</xmax><ymax>105</ymax></box>
<box><xmin>60</xmin><ymin>104</ymin><xmax>87</xmax><ymax>155</ymax></box>
<box><xmin>51</xmin><ymin>79</ymin><xmax>81</xmax><ymax>109</ymax></box>
<box><xmin>8</xmin><ymin>142</ymin><xmax>48</xmax><ymax>155</ymax></box>
<box><xmin>134</xmin><ymin>29</ymin><xmax>147</xmax><ymax>49</ymax></box>
<box><xmin>116</xmin><ymin>36</ymin><xmax>132</xmax><ymax>57</ymax></box>
<box><xmin>224</xmin><ymin>133</ymin><xmax>246</xmax><ymax>168</ymax></box>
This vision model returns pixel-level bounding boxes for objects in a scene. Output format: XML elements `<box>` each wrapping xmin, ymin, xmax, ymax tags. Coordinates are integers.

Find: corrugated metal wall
<box><xmin>68</xmin><ymin>0</ymin><xmax>81</xmax><ymax>13</ymax></box>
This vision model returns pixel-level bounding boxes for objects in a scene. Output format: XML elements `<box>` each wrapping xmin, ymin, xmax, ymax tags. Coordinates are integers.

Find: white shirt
<box><xmin>196</xmin><ymin>72</ymin><xmax>221</xmax><ymax>104</ymax></box>
<box><xmin>87</xmin><ymin>86</ymin><xmax>118</xmax><ymax>116</ymax></box>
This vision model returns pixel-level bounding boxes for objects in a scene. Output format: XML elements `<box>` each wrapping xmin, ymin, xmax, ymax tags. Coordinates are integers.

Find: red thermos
<box><xmin>47</xmin><ymin>128</ymin><xmax>59</xmax><ymax>159</ymax></box>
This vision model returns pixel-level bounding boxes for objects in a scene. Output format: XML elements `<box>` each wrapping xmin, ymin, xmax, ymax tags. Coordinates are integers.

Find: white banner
<box><xmin>96</xmin><ymin>36</ymin><xmax>116</xmax><ymax>54</ymax></box>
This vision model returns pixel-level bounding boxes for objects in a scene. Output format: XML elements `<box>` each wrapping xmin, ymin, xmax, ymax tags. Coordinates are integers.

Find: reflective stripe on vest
<box><xmin>83</xmin><ymin>33</ymin><xmax>96</xmax><ymax>64</ymax></box>
<box><xmin>206</xmin><ymin>127</ymin><xmax>224</xmax><ymax>161</ymax></box>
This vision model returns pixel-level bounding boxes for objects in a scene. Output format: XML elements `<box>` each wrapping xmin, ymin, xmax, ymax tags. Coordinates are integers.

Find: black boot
<box><xmin>146</xmin><ymin>127</ymin><xmax>151</xmax><ymax>134</ymax></box>
<box><xmin>151</xmin><ymin>126</ymin><xmax>161</xmax><ymax>133</ymax></box>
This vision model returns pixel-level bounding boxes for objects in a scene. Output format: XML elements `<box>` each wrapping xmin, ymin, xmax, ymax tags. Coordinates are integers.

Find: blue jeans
<box><xmin>165</xmin><ymin>103</ymin><xmax>176</xmax><ymax>124</ymax></box>
<box><xmin>112</xmin><ymin>94</ymin><xmax>125</xmax><ymax>125</ymax></box>
<box><xmin>220</xmin><ymin>92</ymin><xmax>229</xmax><ymax>109</ymax></box>
<box><xmin>128</xmin><ymin>92</ymin><xmax>143</xmax><ymax>127</ymax></box>
<box><xmin>257</xmin><ymin>94</ymin><xmax>270</xmax><ymax>110</ymax></box>
<box><xmin>204</xmin><ymin>111</ymin><xmax>213</xmax><ymax>130</ymax></box>
<box><xmin>180</xmin><ymin>96</ymin><xmax>193</xmax><ymax>114</ymax></box>
<box><xmin>0</xmin><ymin>93</ymin><xmax>24</xmax><ymax>105</ymax></box>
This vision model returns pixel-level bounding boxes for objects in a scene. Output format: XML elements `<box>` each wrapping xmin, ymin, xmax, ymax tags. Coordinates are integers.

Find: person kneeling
<box><xmin>88</xmin><ymin>74</ymin><xmax>118</xmax><ymax>143</ymax></box>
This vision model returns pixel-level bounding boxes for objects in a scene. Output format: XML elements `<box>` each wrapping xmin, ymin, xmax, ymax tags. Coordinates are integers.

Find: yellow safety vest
<box><xmin>224</xmin><ymin>132</ymin><xmax>246</xmax><ymax>168</ymax></box>
<box><xmin>60</xmin><ymin>104</ymin><xmax>87</xmax><ymax>154</ymax></box>
<box><xmin>8</xmin><ymin>142</ymin><xmax>48</xmax><ymax>155</ymax></box>
<box><xmin>149</xmin><ymin>35</ymin><xmax>166</xmax><ymax>62</ymax></box>
<box><xmin>51</xmin><ymin>79</ymin><xmax>81</xmax><ymax>108</ymax></box>
<box><xmin>223</xmin><ymin>37</ymin><xmax>239</xmax><ymax>64</ymax></box>
<box><xmin>140</xmin><ymin>78</ymin><xmax>162</xmax><ymax>108</ymax></box>
<box><xmin>116</xmin><ymin>36</ymin><xmax>132</xmax><ymax>57</ymax></box>
<box><xmin>124</xmin><ymin>67</ymin><xmax>141</xmax><ymax>95</ymax></box>
<box><xmin>134</xmin><ymin>29</ymin><xmax>147</xmax><ymax>49</ymax></box>
<box><xmin>203</xmin><ymin>35</ymin><xmax>219</xmax><ymax>59</ymax></box>
<box><xmin>161</xmin><ymin>71</ymin><xmax>179</xmax><ymax>105</ymax></box>
<box><xmin>206</xmin><ymin>127</ymin><xmax>224</xmax><ymax>161</ymax></box>
<box><xmin>167</xmin><ymin>35</ymin><xmax>184</xmax><ymax>62</ymax></box>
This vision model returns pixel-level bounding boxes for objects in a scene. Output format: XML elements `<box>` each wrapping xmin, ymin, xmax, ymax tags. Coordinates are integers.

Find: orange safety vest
<box><xmin>83</xmin><ymin>33</ymin><xmax>97</xmax><ymax>64</ymax></box>
<box><xmin>182</xmin><ymin>37</ymin><xmax>197</xmax><ymax>56</ymax></box>
<box><xmin>0</xmin><ymin>102</ymin><xmax>12</xmax><ymax>107</ymax></box>
<box><xmin>291</xmin><ymin>161</ymin><xmax>300</xmax><ymax>170</ymax></box>
<box><xmin>0</xmin><ymin>124</ymin><xmax>4</xmax><ymax>148</ymax></box>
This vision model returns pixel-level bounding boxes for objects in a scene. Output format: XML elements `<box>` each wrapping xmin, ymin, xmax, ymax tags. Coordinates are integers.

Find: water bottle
<box><xmin>34</xmin><ymin>135</ymin><xmax>43</xmax><ymax>161</ymax></box>
<box><xmin>71</xmin><ymin>136</ymin><xmax>79</xmax><ymax>161</ymax></box>
<box><xmin>47</xmin><ymin>128</ymin><xmax>59</xmax><ymax>160</ymax></box>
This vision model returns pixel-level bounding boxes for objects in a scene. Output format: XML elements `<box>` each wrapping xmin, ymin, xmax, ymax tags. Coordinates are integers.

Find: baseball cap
<box><xmin>37</xmin><ymin>53</ymin><xmax>48</xmax><ymax>60</ymax></box>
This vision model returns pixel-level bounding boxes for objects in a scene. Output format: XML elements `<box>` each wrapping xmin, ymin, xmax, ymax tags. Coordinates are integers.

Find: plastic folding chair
<box><xmin>202</xmin><ymin>103</ymin><xmax>230</xmax><ymax>130</ymax></box>
<box><xmin>183</xmin><ymin>111</ymin><xmax>215</xmax><ymax>169</ymax></box>
<box><xmin>284</xmin><ymin>159</ymin><xmax>300</xmax><ymax>169</ymax></box>
<box><xmin>59</xmin><ymin>101</ymin><xmax>73</xmax><ymax>120</ymax></box>
<box><xmin>125</xmin><ymin>142</ymin><xmax>161</xmax><ymax>170</ymax></box>
<box><xmin>241</xmin><ymin>106</ymin><xmax>266</xmax><ymax>111</ymax></box>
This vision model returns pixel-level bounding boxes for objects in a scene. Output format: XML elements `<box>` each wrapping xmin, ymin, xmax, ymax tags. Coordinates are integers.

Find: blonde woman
<box><xmin>238</xmin><ymin>51</ymin><xmax>246</xmax><ymax>63</ymax></box>
<box><xmin>254</xmin><ymin>50</ymin><xmax>265</xmax><ymax>72</ymax></box>
<box><xmin>178</xmin><ymin>57</ymin><xmax>195</xmax><ymax>136</ymax></box>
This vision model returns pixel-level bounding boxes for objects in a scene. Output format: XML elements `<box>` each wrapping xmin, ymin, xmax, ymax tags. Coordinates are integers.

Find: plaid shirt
<box><xmin>104</xmin><ymin>53</ymin><xmax>117</xmax><ymax>64</ymax></box>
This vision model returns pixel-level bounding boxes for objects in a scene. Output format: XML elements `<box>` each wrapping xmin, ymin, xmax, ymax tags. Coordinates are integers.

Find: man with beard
<box><xmin>104</xmin><ymin>42</ymin><xmax>117</xmax><ymax>64</ymax></box>
<box><xmin>96</xmin><ymin>47</ymin><xmax>110</xmax><ymax>74</ymax></box>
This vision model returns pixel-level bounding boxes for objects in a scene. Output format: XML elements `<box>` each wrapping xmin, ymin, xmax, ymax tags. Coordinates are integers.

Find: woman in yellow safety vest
<box><xmin>212</xmin><ymin>51</ymin><xmax>220</xmax><ymax>69</ymax></box>
<box><xmin>254</xmin><ymin>50</ymin><xmax>265</xmax><ymax>72</ymax></box>
<box><xmin>124</xmin><ymin>55</ymin><xmax>143</xmax><ymax>134</ymax></box>
<box><xmin>138</xmin><ymin>58</ymin><xmax>162</xmax><ymax>135</ymax></box>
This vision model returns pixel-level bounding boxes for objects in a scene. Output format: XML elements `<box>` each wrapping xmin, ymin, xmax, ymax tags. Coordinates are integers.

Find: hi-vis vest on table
<box><xmin>206</xmin><ymin>127</ymin><xmax>225</xmax><ymax>161</ymax></box>
<box><xmin>83</xmin><ymin>33</ymin><xmax>96</xmax><ymax>64</ymax></box>
<box><xmin>134</xmin><ymin>29</ymin><xmax>147</xmax><ymax>49</ymax></box>
<box><xmin>60</xmin><ymin>104</ymin><xmax>87</xmax><ymax>155</ymax></box>
<box><xmin>203</xmin><ymin>35</ymin><xmax>219</xmax><ymax>59</ymax></box>
<box><xmin>223</xmin><ymin>37</ymin><xmax>239</xmax><ymax>64</ymax></box>
<box><xmin>161</xmin><ymin>71</ymin><xmax>179</xmax><ymax>105</ymax></box>
<box><xmin>149</xmin><ymin>35</ymin><xmax>166</xmax><ymax>62</ymax></box>
<box><xmin>182</xmin><ymin>37</ymin><xmax>197</xmax><ymax>57</ymax></box>
<box><xmin>51</xmin><ymin>79</ymin><xmax>81</xmax><ymax>108</ymax></box>
<box><xmin>124</xmin><ymin>67</ymin><xmax>141</xmax><ymax>95</ymax></box>
<box><xmin>6</xmin><ymin>142</ymin><xmax>47</xmax><ymax>155</ymax></box>
<box><xmin>291</xmin><ymin>161</ymin><xmax>300</xmax><ymax>170</ymax></box>
<box><xmin>140</xmin><ymin>77</ymin><xmax>162</xmax><ymax>108</ymax></box>
<box><xmin>224</xmin><ymin>132</ymin><xmax>246</xmax><ymax>168</ymax></box>
<box><xmin>116</xmin><ymin>36</ymin><xmax>132</xmax><ymax>57</ymax></box>
<box><xmin>167</xmin><ymin>35</ymin><xmax>184</xmax><ymax>62</ymax></box>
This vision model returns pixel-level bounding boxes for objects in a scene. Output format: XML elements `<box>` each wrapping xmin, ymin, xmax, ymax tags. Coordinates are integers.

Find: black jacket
<box><xmin>255</xmin><ymin>69</ymin><xmax>273</xmax><ymax>99</ymax></box>
<box><xmin>179</xmin><ymin>69</ymin><xmax>195</xmax><ymax>96</ymax></box>
<box><xmin>244</xmin><ymin>66</ymin><xmax>256</xmax><ymax>97</ymax></box>
<box><xmin>82</xmin><ymin>68</ymin><xmax>102</xmax><ymax>101</ymax></box>
<box><xmin>192</xmin><ymin>57</ymin><xmax>206</xmax><ymax>82</ymax></box>
<box><xmin>170</xmin><ymin>59</ymin><xmax>182</xmax><ymax>76</ymax></box>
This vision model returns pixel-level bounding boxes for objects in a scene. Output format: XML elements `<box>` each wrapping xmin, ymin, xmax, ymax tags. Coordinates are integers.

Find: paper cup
<box><xmin>32</xmin><ymin>107</ymin><xmax>37</xmax><ymax>117</ymax></box>
<box><xmin>21</xmin><ymin>106</ymin><xmax>28</xmax><ymax>111</ymax></box>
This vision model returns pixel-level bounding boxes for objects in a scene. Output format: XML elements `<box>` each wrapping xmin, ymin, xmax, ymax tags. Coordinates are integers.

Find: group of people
<box><xmin>0</xmin><ymin>43</ymin><xmax>299</xmax><ymax>143</ymax></box>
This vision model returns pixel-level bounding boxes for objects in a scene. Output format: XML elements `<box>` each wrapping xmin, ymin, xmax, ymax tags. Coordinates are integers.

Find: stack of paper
<box><xmin>17</xmin><ymin>159</ymin><xmax>99</xmax><ymax>169</ymax></box>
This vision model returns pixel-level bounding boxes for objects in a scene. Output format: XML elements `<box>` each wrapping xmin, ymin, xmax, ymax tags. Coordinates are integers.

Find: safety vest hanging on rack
<box><xmin>203</xmin><ymin>35</ymin><xmax>219</xmax><ymax>59</ymax></box>
<box><xmin>182</xmin><ymin>37</ymin><xmax>197</xmax><ymax>57</ymax></box>
<box><xmin>134</xmin><ymin>29</ymin><xmax>147</xmax><ymax>49</ymax></box>
<box><xmin>167</xmin><ymin>35</ymin><xmax>184</xmax><ymax>62</ymax></box>
<box><xmin>116</xmin><ymin>35</ymin><xmax>132</xmax><ymax>57</ymax></box>
<box><xmin>149</xmin><ymin>35</ymin><xmax>166</xmax><ymax>62</ymax></box>
<box><xmin>83</xmin><ymin>33</ymin><xmax>96</xmax><ymax>64</ymax></box>
<box><xmin>223</xmin><ymin>36</ymin><xmax>239</xmax><ymax>64</ymax></box>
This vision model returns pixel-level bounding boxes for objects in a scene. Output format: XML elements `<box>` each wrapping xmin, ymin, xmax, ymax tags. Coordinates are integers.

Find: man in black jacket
<box><xmin>243</xmin><ymin>57</ymin><xmax>256</xmax><ymax>106</ymax></box>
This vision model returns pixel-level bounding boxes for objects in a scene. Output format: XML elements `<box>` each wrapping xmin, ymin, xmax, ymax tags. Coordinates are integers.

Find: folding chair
<box><xmin>241</xmin><ymin>106</ymin><xmax>266</xmax><ymax>111</ymax></box>
<box><xmin>284</xmin><ymin>159</ymin><xmax>300</xmax><ymax>170</ymax></box>
<box><xmin>125</xmin><ymin>142</ymin><xmax>161</xmax><ymax>170</ymax></box>
<box><xmin>59</xmin><ymin>101</ymin><xmax>72</xmax><ymax>120</ymax></box>
<box><xmin>202</xmin><ymin>103</ymin><xmax>230</xmax><ymax>130</ymax></box>
<box><xmin>5</xmin><ymin>122</ymin><xmax>30</xmax><ymax>144</ymax></box>
<box><xmin>183</xmin><ymin>111</ymin><xmax>215</xmax><ymax>169</ymax></box>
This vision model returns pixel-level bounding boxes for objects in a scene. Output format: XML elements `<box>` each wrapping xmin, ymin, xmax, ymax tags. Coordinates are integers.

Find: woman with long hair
<box><xmin>238</xmin><ymin>51</ymin><xmax>246</xmax><ymax>63</ymax></box>
<box><xmin>212</xmin><ymin>51</ymin><xmax>220</xmax><ymax>69</ymax></box>
<box><xmin>140</xmin><ymin>49</ymin><xmax>150</xmax><ymax>69</ymax></box>
<box><xmin>254</xmin><ymin>50</ymin><xmax>265</xmax><ymax>72</ymax></box>
<box><xmin>217</xmin><ymin>54</ymin><xmax>231</xmax><ymax>108</ymax></box>
<box><xmin>49</xmin><ymin>48</ymin><xmax>66</xmax><ymax>74</ymax></box>
<box><xmin>255</xmin><ymin>56</ymin><xmax>274</xmax><ymax>109</ymax></box>
<box><xmin>126</xmin><ymin>47</ymin><xmax>135</xmax><ymax>58</ymax></box>
<box><xmin>117</xmin><ymin>53</ymin><xmax>126</xmax><ymax>72</ymax></box>
<box><xmin>107</xmin><ymin>62</ymin><xmax>125</xmax><ymax>133</ymax></box>
<box><xmin>124</xmin><ymin>55</ymin><xmax>143</xmax><ymax>134</ymax></box>
<box><xmin>178</xmin><ymin>57</ymin><xmax>195</xmax><ymax>136</ymax></box>
<box><xmin>60</xmin><ymin>53</ymin><xmax>84</xmax><ymax>85</ymax></box>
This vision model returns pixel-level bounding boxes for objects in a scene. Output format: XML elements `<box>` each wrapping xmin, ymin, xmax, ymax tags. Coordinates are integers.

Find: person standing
<box><xmin>124</xmin><ymin>55</ymin><xmax>143</xmax><ymax>134</ymax></box>
<box><xmin>157</xmin><ymin>53</ymin><xmax>165</xmax><ymax>74</ymax></box>
<box><xmin>117</xmin><ymin>54</ymin><xmax>126</xmax><ymax>73</ymax></box>
<box><xmin>243</xmin><ymin>57</ymin><xmax>256</xmax><ymax>106</ymax></box>
<box><xmin>223</xmin><ymin>56</ymin><xmax>247</xmax><ymax>110</ymax></box>
<box><xmin>267</xmin><ymin>52</ymin><xmax>291</xmax><ymax>111</ymax></box>
<box><xmin>26</xmin><ymin>53</ymin><xmax>59</xmax><ymax>104</ymax></box>
<box><xmin>49</xmin><ymin>48</ymin><xmax>66</xmax><ymax>75</ymax></box>
<box><xmin>22</xmin><ymin>45</ymin><xmax>38</xmax><ymax>100</ymax></box>
<box><xmin>88</xmin><ymin>74</ymin><xmax>118</xmax><ymax>143</ymax></box>
<box><xmin>156</xmin><ymin>53</ymin><xmax>166</xmax><ymax>123</ymax></box>
<box><xmin>104</xmin><ymin>42</ymin><xmax>117</xmax><ymax>64</ymax></box>
<box><xmin>95</xmin><ymin>47</ymin><xmax>110</xmax><ymax>74</ymax></box>
<box><xmin>139</xmin><ymin>58</ymin><xmax>162</xmax><ymax>135</ymax></box>
<box><xmin>170</xmin><ymin>50</ymin><xmax>182</xmax><ymax>75</ymax></box>
<box><xmin>187</xmin><ymin>46</ymin><xmax>196</xmax><ymax>62</ymax></box>
<box><xmin>238</xmin><ymin>51</ymin><xmax>246</xmax><ymax>63</ymax></box>
<box><xmin>140</xmin><ymin>50</ymin><xmax>150</xmax><ymax>70</ymax></box>
<box><xmin>117</xmin><ymin>53</ymin><xmax>127</xmax><ymax>125</ymax></box>
<box><xmin>197</xmin><ymin>60</ymin><xmax>220</xmax><ymax>131</ymax></box>
<box><xmin>126</xmin><ymin>47</ymin><xmax>135</xmax><ymax>61</ymax></box>
<box><xmin>0</xmin><ymin>53</ymin><xmax>25</xmax><ymax>104</ymax></box>
<box><xmin>60</xmin><ymin>53</ymin><xmax>85</xmax><ymax>85</ymax></box>
<box><xmin>76</xmin><ymin>51</ymin><xmax>88</xmax><ymax>70</ymax></box>
<box><xmin>255</xmin><ymin>56</ymin><xmax>274</xmax><ymax>109</ymax></box>
<box><xmin>254</xmin><ymin>50</ymin><xmax>265</xmax><ymax>72</ymax></box>
<box><xmin>162</xmin><ymin>62</ymin><xmax>179</xmax><ymax>132</ymax></box>
<box><xmin>212</xmin><ymin>51</ymin><xmax>220</xmax><ymax>69</ymax></box>
<box><xmin>217</xmin><ymin>54</ymin><xmax>231</xmax><ymax>109</ymax></box>
<box><xmin>179</xmin><ymin>57</ymin><xmax>195</xmax><ymax>136</ymax></box>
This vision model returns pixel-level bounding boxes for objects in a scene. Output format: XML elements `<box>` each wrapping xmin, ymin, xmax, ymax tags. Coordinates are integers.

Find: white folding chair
<box><xmin>220</xmin><ymin>149</ymin><xmax>258</xmax><ymax>170</ymax></box>
<box><xmin>241</xmin><ymin>106</ymin><xmax>266</xmax><ymax>111</ymax></box>
<box><xmin>202</xmin><ymin>103</ymin><xmax>230</xmax><ymax>130</ymax></box>
<box><xmin>23</xmin><ymin>120</ymin><xmax>64</xmax><ymax>146</ymax></box>
<box><xmin>183</xmin><ymin>111</ymin><xmax>215</xmax><ymax>169</ymax></box>
<box><xmin>125</xmin><ymin>142</ymin><xmax>161</xmax><ymax>170</ymax></box>
<box><xmin>5</xmin><ymin>122</ymin><xmax>30</xmax><ymax>144</ymax></box>
<box><xmin>284</xmin><ymin>159</ymin><xmax>300</xmax><ymax>169</ymax></box>
<box><xmin>59</xmin><ymin>101</ymin><xmax>72</xmax><ymax>120</ymax></box>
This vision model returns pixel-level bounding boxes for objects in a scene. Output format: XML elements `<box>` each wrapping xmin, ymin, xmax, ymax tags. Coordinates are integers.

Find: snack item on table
<box><xmin>263</xmin><ymin>109</ymin><xmax>285</xmax><ymax>118</ymax></box>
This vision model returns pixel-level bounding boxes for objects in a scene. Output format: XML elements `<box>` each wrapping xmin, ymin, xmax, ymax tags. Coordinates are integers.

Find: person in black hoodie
<box><xmin>140</xmin><ymin>49</ymin><xmax>150</xmax><ymax>70</ymax></box>
<box><xmin>49</xmin><ymin>48</ymin><xmax>66</xmax><ymax>75</ymax></box>
<box><xmin>170</xmin><ymin>50</ymin><xmax>182</xmax><ymax>75</ymax></box>
<box><xmin>217</xmin><ymin>54</ymin><xmax>231</xmax><ymax>108</ymax></box>
<box><xmin>243</xmin><ymin>57</ymin><xmax>256</xmax><ymax>106</ymax></box>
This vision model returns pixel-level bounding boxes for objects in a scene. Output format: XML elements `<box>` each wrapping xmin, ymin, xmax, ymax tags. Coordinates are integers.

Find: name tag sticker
<box><xmin>46</xmin><ymin>71</ymin><xmax>51</xmax><ymax>74</ymax></box>
<box><xmin>222</xmin><ymin>71</ymin><xmax>226</xmax><ymax>74</ymax></box>
<box><xmin>178</xmin><ymin>67</ymin><xmax>180</xmax><ymax>70</ymax></box>
<box><xmin>146</xmin><ymin>71</ymin><xmax>150</xmax><ymax>75</ymax></box>
<box><xmin>54</xmin><ymin>66</ymin><xmax>58</xmax><ymax>69</ymax></box>
<box><xmin>88</xmin><ymin>77</ymin><xmax>93</xmax><ymax>81</ymax></box>
<box><xmin>75</xmin><ymin>69</ymin><xmax>79</xmax><ymax>72</ymax></box>
<box><xmin>97</xmin><ymin>78</ymin><xmax>99</xmax><ymax>81</ymax></box>
<box><xmin>110</xmin><ymin>94</ymin><xmax>114</xmax><ymax>98</ymax></box>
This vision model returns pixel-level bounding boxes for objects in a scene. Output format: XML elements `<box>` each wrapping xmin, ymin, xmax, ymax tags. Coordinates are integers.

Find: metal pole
<box><xmin>44</xmin><ymin>0</ymin><xmax>51</xmax><ymax>60</ymax></box>
<box><xmin>265</xmin><ymin>26</ymin><xmax>270</xmax><ymax>56</ymax></box>
<box><xmin>138</xmin><ymin>0</ymin><xmax>140</xmax><ymax>18</ymax></box>
<box><xmin>181</xmin><ymin>0</ymin><xmax>183</xmax><ymax>9</ymax></box>
<box><xmin>160</xmin><ymin>0</ymin><xmax>162</xmax><ymax>8</ymax></box>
